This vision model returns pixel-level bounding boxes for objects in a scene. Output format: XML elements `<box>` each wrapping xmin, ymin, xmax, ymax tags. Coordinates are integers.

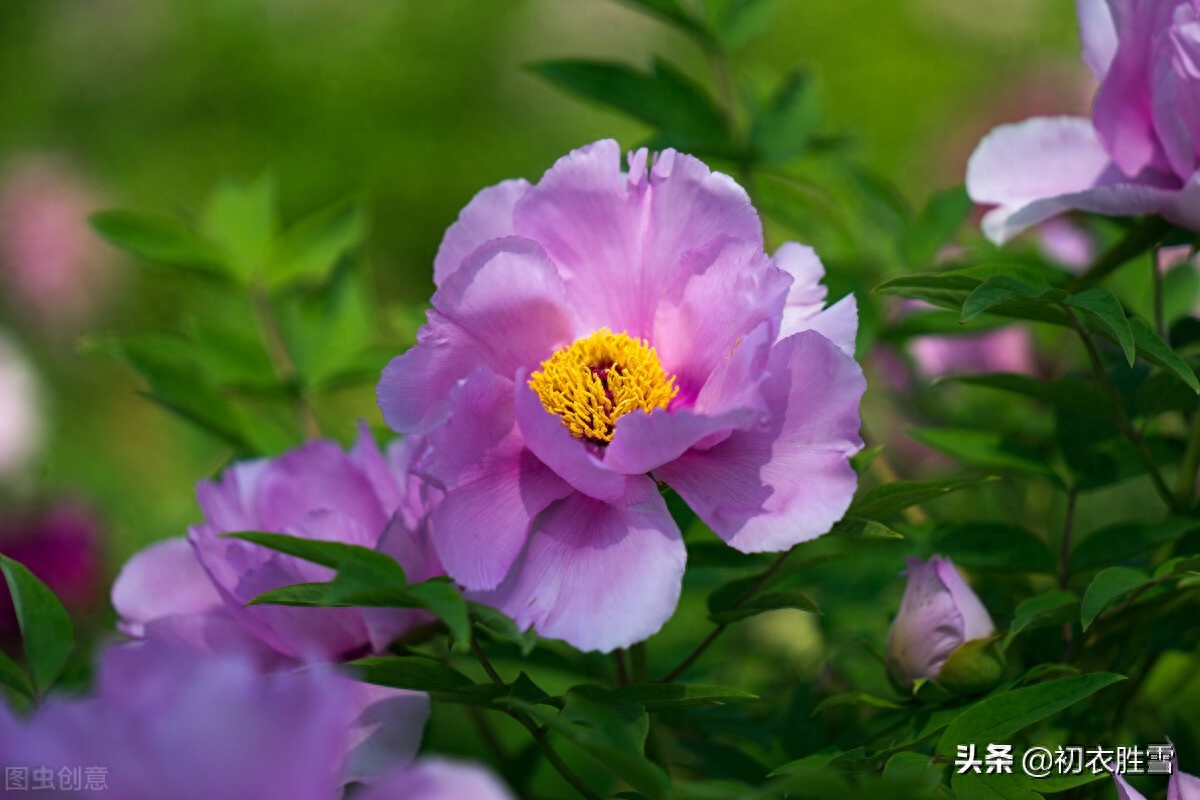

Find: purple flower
<box><xmin>377</xmin><ymin>140</ymin><xmax>865</xmax><ymax>652</ymax></box>
<box><xmin>909</xmin><ymin>327</ymin><xmax>1038</xmax><ymax>380</ymax></box>
<box><xmin>885</xmin><ymin>556</ymin><xmax>996</xmax><ymax>689</ymax></box>
<box><xmin>1114</xmin><ymin>755</ymin><xmax>1200</xmax><ymax>799</ymax></box>
<box><xmin>112</xmin><ymin>424</ymin><xmax>443</xmax><ymax>664</ymax></box>
<box><xmin>967</xmin><ymin>0</ymin><xmax>1200</xmax><ymax>242</ymax></box>
<box><xmin>0</xmin><ymin>503</ymin><xmax>101</xmax><ymax>637</ymax></box>
<box><xmin>0</xmin><ymin>639</ymin><xmax>444</xmax><ymax>799</ymax></box>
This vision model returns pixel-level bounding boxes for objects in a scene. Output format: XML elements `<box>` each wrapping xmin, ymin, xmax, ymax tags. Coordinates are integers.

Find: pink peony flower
<box><xmin>111</xmin><ymin>424</ymin><xmax>443</xmax><ymax>665</ymax></box>
<box><xmin>377</xmin><ymin>140</ymin><xmax>865</xmax><ymax>652</ymax></box>
<box><xmin>909</xmin><ymin>327</ymin><xmax>1038</xmax><ymax>380</ymax></box>
<box><xmin>0</xmin><ymin>638</ymin><xmax>508</xmax><ymax>800</ymax></box>
<box><xmin>1114</xmin><ymin>754</ymin><xmax>1200</xmax><ymax>799</ymax></box>
<box><xmin>0</xmin><ymin>157</ymin><xmax>115</xmax><ymax>331</ymax></box>
<box><xmin>0</xmin><ymin>333</ymin><xmax>42</xmax><ymax>477</ymax></box>
<box><xmin>967</xmin><ymin>0</ymin><xmax>1200</xmax><ymax>242</ymax></box>
<box><xmin>885</xmin><ymin>556</ymin><xmax>996</xmax><ymax>689</ymax></box>
<box><xmin>0</xmin><ymin>503</ymin><xmax>102</xmax><ymax>637</ymax></box>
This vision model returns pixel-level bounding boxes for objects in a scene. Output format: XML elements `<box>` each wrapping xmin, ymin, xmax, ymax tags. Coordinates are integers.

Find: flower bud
<box><xmin>885</xmin><ymin>556</ymin><xmax>998</xmax><ymax>693</ymax></box>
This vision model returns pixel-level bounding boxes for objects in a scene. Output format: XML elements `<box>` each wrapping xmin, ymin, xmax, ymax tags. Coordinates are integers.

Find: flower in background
<box><xmin>0</xmin><ymin>639</ymin><xmax>509</xmax><ymax>800</ymax></box>
<box><xmin>909</xmin><ymin>326</ymin><xmax>1038</xmax><ymax>380</ymax></box>
<box><xmin>885</xmin><ymin>556</ymin><xmax>998</xmax><ymax>691</ymax></box>
<box><xmin>378</xmin><ymin>139</ymin><xmax>865</xmax><ymax>652</ymax></box>
<box><xmin>967</xmin><ymin>0</ymin><xmax>1200</xmax><ymax>243</ymax></box>
<box><xmin>0</xmin><ymin>504</ymin><xmax>102</xmax><ymax>637</ymax></box>
<box><xmin>1114</xmin><ymin>751</ymin><xmax>1200</xmax><ymax>799</ymax></box>
<box><xmin>0</xmin><ymin>157</ymin><xmax>116</xmax><ymax>333</ymax></box>
<box><xmin>112</xmin><ymin>424</ymin><xmax>443</xmax><ymax>665</ymax></box>
<box><xmin>0</xmin><ymin>333</ymin><xmax>42</xmax><ymax>478</ymax></box>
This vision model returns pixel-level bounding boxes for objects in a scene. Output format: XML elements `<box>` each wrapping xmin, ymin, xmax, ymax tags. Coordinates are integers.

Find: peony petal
<box><xmin>514</xmin><ymin>375</ymin><xmax>631</xmax><ymax>501</ymax></box>
<box><xmin>932</xmin><ymin>557</ymin><xmax>995</xmax><ymax>641</ymax></box>
<box><xmin>1114</xmin><ymin>773</ymin><xmax>1148</xmax><ymax>800</ymax></box>
<box><xmin>1170</xmin><ymin>766</ymin><xmax>1200</xmax><ymax>800</ymax></box>
<box><xmin>433</xmin><ymin>179</ymin><xmax>530</xmax><ymax>285</ymax></box>
<box><xmin>1153</xmin><ymin>18</ymin><xmax>1200</xmax><ymax>182</ymax></box>
<box><xmin>885</xmin><ymin>557</ymin><xmax>969</xmax><ymax>687</ymax></box>
<box><xmin>424</xmin><ymin>369</ymin><xmax>571</xmax><ymax>590</ymax></box>
<box><xmin>339</xmin><ymin>682</ymin><xmax>430</xmax><ymax>785</ymax></box>
<box><xmin>513</xmin><ymin>140</ymin><xmax>761</xmax><ymax>339</ymax></box>
<box><xmin>137</xmin><ymin>612</ymin><xmax>288</xmax><ymax>669</ymax></box>
<box><xmin>357</xmin><ymin>758</ymin><xmax>516</xmax><ymax>800</ymax></box>
<box><xmin>378</xmin><ymin>237</ymin><xmax>578</xmax><ymax>435</ymax></box>
<box><xmin>1077</xmin><ymin>0</ymin><xmax>1118</xmax><ymax>79</ymax></box>
<box><xmin>651</xmin><ymin>235</ymin><xmax>790</xmax><ymax>403</ymax></box>
<box><xmin>773</xmin><ymin>241</ymin><xmax>829</xmax><ymax>323</ymax></box>
<box><xmin>985</xmin><ymin>178</ymin><xmax>1176</xmax><ymax>244</ymax></box>
<box><xmin>784</xmin><ymin>294</ymin><xmax>858</xmax><ymax>357</ymax></box>
<box><xmin>348</xmin><ymin>420</ymin><xmax>404</xmax><ymax>516</ymax></box>
<box><xmin>654</xmin><ymin>330</ymin><xmax>864</xmax><ymax>552</ymax></box>
<box><xmin>254</xmin><ymin>440</ymin><xmax>390</xmax><ymax>537</ymax></box>
<box><xmin>469</xmin><ymin>477</ymin><xmax>685</xmax><ymax>652</ymax></box>
<box><xmin>605</xmin><ymin>404</ymin><xmax>763</xmax><ymax>475</ymax></box>
<box><xmin>111</xmin><ymin>538</ymin><xmax>223</xmax><ymax>636</ymax></box>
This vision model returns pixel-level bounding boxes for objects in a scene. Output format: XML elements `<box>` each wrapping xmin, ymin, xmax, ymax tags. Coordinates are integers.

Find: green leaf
<box><xmin>1136</xmin><ymin>371</ymin><xmax>1198</xmax><ymax>416</ymax></box>
<box><xmin>201</xmin><ymin>174</ymin><xmax>277</xmax><ymax>282</ymax></box>
<box><xmin>873</xmin><ymin>272</ymin><xmax>982</xmax><ymax>311</ymax></box>
<box><xmin>470</xmin><ymin>602</ymin><xmax>538</xmax><ymax>656</ymax></box>
<box><xmin>527</xmin><ymin>59</ymin><xmax>731</xmax><ymax>155</ymax></box>
<box><xmin>936</xmin><ymin>672</ymin><xmax>1124</xmax><ymax>755</ymax></box>
<box><xmin>930</xmin><ymin>523</ymin><xmax>1055</xmax><ymax>573</ymax></box>
<box><xmin>226</xmin><ymin>531</ymin><xmax>404</xmax><ymax>576</ymax></box>
<box><xmin>829</xmin><ymin>517</ymin><xmax>904</xmax><ymax>540</ymax></box>
<box><xmin>0</xmin><ymin>556</ymin><xmax>75</xmax><ymax>696</ymax></box>
<box><xmin>404</xmin><ymin>579</ymin><xmax>471</xmax><ymax>644</ymax></box>
<box><xmin>90</xmin><ymin>210</ymin><xmax>228</xmax><ymax>276</ymax></box>
<box><xmin>811</xmin><ymin>691</ymin><xmax>903</xmax><ymax>715</ymax></box>
<box><xmin>570</xmin><ymin>683</ymin><xmax>758</xmax><ymax>712</ymax></box>
<box><xmin>347</xmin><ymin>656</ymin><xmax>490</xmax><ymax>695</ymax></box>
<box><xmin>850</xmin><ymin>445</ymin><xmax>883</xmax><ymax>475</ymax></box>
<box><xmin>848</xmin><ymin>476</ymin><xmax>999</xmax><ymax>519</ymax></box>
<box><xmin>708</xmin><ymin>590</ymin><xmax>819</xmax><ymax>624</ymax></box>
<box><xmin>1080</xmin><ymin>566</ymin><xmax>1148</xmax><ymax>630</ymax></box>
<box><xmin>703</xmin><ymin>0</ymin><xmax>780</xmax><ymax>52</ymax></box>
<box><xmin>279</xmin><ymin>263</ymin><xmax>374</xmax><ymax>387</ymax></box>
<box><xmin>1004</xmin><ymin>591</ymin><xmax>1078</xmax><ymax>645</ymax></box>
<box><xmin>0</xmin><ymin>648</ymin><xmax>33</xmax><ymax>700</ymax></box>
<box><xmin>940</xmin><ymin>373</ymin><xmax>1119</xmax><ymax>423</ymax></box>
<box><xmin>907</xmin><ymin>428</ymin><xmax>1059</xmax><ymax>482</ymax></box>
<box><xmin>903</xmin><ymin>185</ymin><xmax>971</xmax><ymax>269</ymax></box>
<box><xmin>267</xmin><ymin>200</ymin><xmax>365</xmax><ymax>289</ymax></box>
<box><xmin>961</xmin><ymin>275</ymin><xmax>1068</xmax><ymax>323</ymax></box>
<box><xmin>615</xmin><ymin>0</ymin><xmax>709</xmax><ymax>38</ymax></box>
<box><xmin>1070</xmin><ymin>517</ymin><xmax>1200</xmax><ymax>573</ymax></box>
<box><xmin>245</xmin><ymin>582</ymin><xmax>329</xmax><ymax>607</ymax></box>
<box><xmin>951</xmin><ymin>771</ymin><xmax>1043</xmax><ymax>800</ymax></box>
<box><xmin>1066</xmin><ymin>287</ymin><xmax>1135</xmax><ymax>365</ymax></box>
<box><xmin>1130</xmin><ymin>317</ymin><xmax>1200</xmax><ymax>393</ymax></box>
<box><xmin>749</xmin><ymin>68</ymin><xmax>820</xmax><ymax>164</ymax></box>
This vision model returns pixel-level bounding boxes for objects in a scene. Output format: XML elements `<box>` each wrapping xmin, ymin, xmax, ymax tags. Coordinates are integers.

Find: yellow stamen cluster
<box><xmin>529</xmin><ymin>328</ymin><xmax>678</xmax><ymax>443</ymax></box>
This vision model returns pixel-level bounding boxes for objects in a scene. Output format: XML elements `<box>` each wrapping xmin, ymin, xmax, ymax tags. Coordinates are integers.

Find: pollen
<box><xmin>529</xmin><ymin>328</ymin><xmax>678</xmax><ymax>443</ymax></box>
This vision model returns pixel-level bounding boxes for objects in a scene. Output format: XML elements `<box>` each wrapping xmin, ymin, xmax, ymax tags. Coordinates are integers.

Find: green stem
<box><xmin>613</xmin><ymin>650</ymin><xmax>630</xmax><ymax>686</ymax></box>
<box><xmin>470</xmin><ymin>638</ymin><xmax>602</xmax><ymax>800</ymax></box>
<box><xmin>1067</xmin><ymin>309</ymin><xmax>1180</xmax><ymax>513</ymax></box>
<box><xmin>250</xmin><ymin>285</ymin><xmax>321</xmax><ymax>439</ymax></box>
<box><xmin>1152</xmin><ymin>247</ymin><xmax>1166</xmax><ymax>340</ymax></box>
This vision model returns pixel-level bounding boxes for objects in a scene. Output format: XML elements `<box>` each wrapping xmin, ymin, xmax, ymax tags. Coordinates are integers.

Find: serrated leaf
<box><xmin>1130</xmin><ymin>317</ymin><xmax>1200</xmax><ymax>393</ymax></box>
<box><xmin>1070</xmin><ymin>518</ymin><xmax>1200</xmax><ymax>573</ymax></box>
<box><xmin>961</xmin><ymin>275</ymin><xmax>1067</xmax><ymax>323</ymax></box>
<box><xmin>0</xmin><ymin>556</ymin><xmax>75</xmax><ymax>696</ymax></box>
<box><xmin>201</xmin><ymin>174</ymin><xmax>277</xmax><ymax>282</ymax></box>
<box><xmin>527</xmin><ymin>58</ymin><xmax>731</xmax><ymax>154</ymax></box>
<box><xmin>267</xmin><ymin>200</ymin><xmax>365</xmax><ymax>289</ymax></box>
<box><xmin>1080</xmin><ymin>566</ymin><xmax>1148</xmax><ymax>629</ymax></box>
<box><xmin>90</xmin><ymin>210</ymin><xmax>228</xmax><ymax>276</ymax></box>
<box><xmin>903</xmin><ymin>185</ymin><xmax>971</xmax><ymax>269</ymax></box>
<box><xmin>940</xmin><ymin>373</ymin><xmax>1118</xmax><ymax>422</ymax></box>
<box><xmin>570</xmin><ymin>683</ymin><xmax>757</xmax><ymax>712</ymax></box>
<box><xmin>1066</xmin><ymin>287</ymin><xmax>1135</xmax><ymax>365</ymax></box>
<box><xmin>936</xmin><ymin>672</ymin><xmax>1124</xmax><ymax>755</ymax></box>
<box><xmin>829</xmin><ymin>517</ymin><xmax>904</xmax><ymax>539</ymax></box>
<box><xmin>848</xmin><ymin>476</ymin><xmax>998</xmax><ymax>519</ymax></box>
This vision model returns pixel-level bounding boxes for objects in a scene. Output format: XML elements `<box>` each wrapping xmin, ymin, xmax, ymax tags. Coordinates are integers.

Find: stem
<box><xmin>467</xmin><ymin>705</ymin><xmax>508</xmax><ymax>762</ymax></box>
<box><xmin>613</xmin><ymin>650</ymin><xmax>630</xmax><ymax>686</ymax></box>
<box><xmin>1067</xmin><ymin>309</ymin><xmax>1180</xmax><ymax>512</ymax></box>
<box><xmin>470</xmin><ymin>638</ymin><xmax>602</xmax><ymax>800</ymax></box>
<box><xmin>1058</xmin><ymin>486</ymin><xmax>1078</xmax><ymax>657</ymax></box>
<box><xmin>630</xmin><ymin>642</ymin><xmax>650</xmax><ymax>684</ymax></box>
<box><xmin>660</xmin><ymin>549</ymin><xmax>790</xmax><ymax>682</ymax></box>
<box><xmin>1152</xmin><ymin>247</ymin><xmax>1166</xmax><ymax>340</ymax></box>
<box><xmin>250</xmin><ymin>285</ymin><xmax>321</xmax><ymax>439</ymax></box>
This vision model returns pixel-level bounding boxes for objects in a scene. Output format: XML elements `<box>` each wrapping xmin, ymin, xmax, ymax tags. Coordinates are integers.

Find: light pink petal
<box><xmin>1153</xmin><ymin>17</ymin><xmax>1200</xmax><ymax>181</ymax></box>
<box><xmin>654</xmin><ymin>330</ymin><xmax>865</xmax><ymax>552</ymax></box>
<box><xmin>433</xmin><ymin>179</ymin><xmax>530</xmax><ymax>285</ymax></box>
<box><xmin>254</xmin><ymin>440</ymin><xmax>390</xmax><ymax>537</ymax></box>
<box><xmin>1115</xmin><ymin>773</ymin><xmax>1148</xmax><ymax>800</ymax></box>
<box><xmin>424</xmin><ymin>369</ymin><xmax>571</xmax><ymax>591</ymax></box>
<box><xmin>785</xmin><ymin>294</ymin><xmax>858</xmax><ymax>357</ymax></box>
<box><xmin>348</xmin><ymin>421</ymin><xmax>403</xmax><ymax>516</ymax></box>
<box><xmin>774</xmin><ymin>241</ymin><xmax>828</xmax><ymax>322</ymax></box>
<box><xmin>932</xmin><ymin>557</ymin><xmax>995</xmax><ymax>641</ymax></box>
<box><xmin>513</xmin><ymin>140</ymin><xmax>760</xmax><ymax>339</ymax></box>
<box><xmin>469</xmin><ymin>477</ymin><xmax>685</xmax><ymax>653</ymax></box>
<box><xmin>651</xmin><ymin>235</ymin><xmax>790</xmax><ymax>403</ymax></box>
<box><xmin>985</xmin><ymin>178</ymin><xmax>1177</xmax><ymax>244</ymax></box>
<box><xmin>605</xmin><ymin>404</ymin><xmax>763</xmax><ymax>475</ymax></box>
<box><xmin>514</xmin><ymin>375</ymin><xmax>631</xmax><ymax>501</ymax></box>
<box><xmin>910</xmin><ymin>327</ymin><xmax>1037</xmax><ymax>379</ymax></box>
<box><xmin>111</xmin><ymin>538</ymin><xmax>223</xmax><ymax>636</ymax></box>
<box><xmin>1170</xmin><ymin>767</ymin><xmax>1200</xmax><ymax>800</ymax></box>
<box><xmin>357</xmin><ymin>758</ymin><xmax>515</xmax><ymax>800</ymax></box>
<box><xmin>339</xmin><ymin>682</ymin><xmax>430</xmax><ymax>785</ymax></box>
<box><xmin>136</xmin><ymin>613</ymin><xmax>288</xmax><ymax>668</ymax></box>
<box><xmin>1077</xmin><ymin>0</ymin><xmax>1118</xmax><ymax>79</ymax></box>
<box><xmin>886</xmin><ymin>557</ymin><xmax>969</xmax><ymax>687</ymax></box>
<box><xmin>378</xmin><ymin>237</ymin><xmax>578</xmax><ymax>434</ymax></box>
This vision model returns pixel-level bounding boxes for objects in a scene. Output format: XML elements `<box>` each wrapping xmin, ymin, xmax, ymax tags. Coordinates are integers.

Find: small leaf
<box><xmin>951</xmin><ymin>770</ymin><xmax>1043</xmax><ymax>800</ymax></box>
<box><xmin>961</xmin><ymin>275</ymin><xmax>1067</xmax><ymax>323</ymax></box>
<box><xmin>936</xmin><ymin>672</ymin><xmax>1124</xmax><ymax>755</ymax></box>
<box><xmin>1080</xmin><ymin>566</ymin><xmax>1148</xmax><ymax>630</ymax></box>
<box><xmin>941</xmin><ymin>373</ymin><xmax>1119</xmax><ymax>423</ymax></box>
<box><xmin>849</xmin><ymin>445</ymin><xmax>883</xmax><ymax>475</ymax></box>
<box><xmin>704</xmin><ymin>0</ymin><xmax>780</xmax><ymax>52</ymax></box>
<box><xmin>347</xmin><ymin>656</ymin><xmax>488</xmax><ymax>695</ymax></box>
<box><xmin>1004</xmin><ymin>590</ymin><xmax>1079</xmax><ymax>644</ymax></box>
<box><xmin>470</xmin><ymin>602</ymin><xmax>538</xmax><ymax>656</ymax></box>
<box><xmin>848</xmin><ymin>476</ymin><xmax>999</xmax><ymax>519</ymax></box>
<box><xmin>226</xmin><ymin>531</ymin><xmax>404</xmax><ymax>577</ymax></box>
<box><xmin>615</xmin><ymin>0</ymin><xmax>709</xmax><ymax>38</ymax></box>
<box><xmin>1070</xmin><ymin>517</ymin><xmax>1200</xmax><ymax>574</ymax></box>
<box><xmin>570</xmin><ymin>683</ymin><xmax>757</xmax><ymax>712</ymax></box>
<box><xmin>903</xmin><ymin>185</ymin><xmax>972</xmax><ymax>269</ymax></box>
<box><xmin>404</xmin><ymin>579</ymin><xmax>471</xmax><ymax>644</ymax></box>
<box><xmin>873</xmin><ymin>272</ymin><xmax>981</xmax><ymax>311</ymax></box>
<box><xmin>1130</xmin><ymin>317</ymin><xmax>1200</xmax><ymax>393</ymax></box>
<box><xmin>267</xmin><ymin>200</ymin><xmax>366</xmax><ymax>289</ymax></box>
<box><xmin>201</xmin><ymin>174</ymin><xmax>277</xmax><ymax>282</ymax></box>
<box><xmin>709</xmin><ymin>590</ymin><xmax>819</xmax><ymax>624</ymax></box>
<box><xmin>90</xmin><ymin>210</ymin><xmax>227</xmax><ymax>276</ymax></box>
<box><xmin>930</xmin><ymin>523</ymin><xmax>1055</xmax><ymax>573</ymax></box>
<box><xmin>0</xmin><ymin>556</ymin><xmax>75</xmax><ymax>696</ymax></box>
<box><xmin>750</xmin><ymin>68</ymin><xmax>820</xmax><ymax>164</ymax></box>
<box><xmin>1066</xmin><ymin>287</ymin><xmax>1135</xmax><ymax>365</ymax></box>
<box><xmin>0</xmin><ymin>649</ymin><xmax>33</xmax><ymax>700</ymax></box>
<box><xmin>829</xmin><ymin>517</ymin><xmax>904</xmax><ymax>540</ymax></box>
<box><xmin>811</xmin><ymin>692</ymin><xmax>903</xmax><ymax>715</ymax></box>
<box><xmin>908</xmin><ymin>428</ymin><xmax>1060</xmax><ymax>483</ymax></box>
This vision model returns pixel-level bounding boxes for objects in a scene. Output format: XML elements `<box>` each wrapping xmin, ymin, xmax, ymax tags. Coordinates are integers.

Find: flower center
<box><xmin>529</xmin><ymin>328</ymin><xmax>678</xmax><ymax>443</ymax></box>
